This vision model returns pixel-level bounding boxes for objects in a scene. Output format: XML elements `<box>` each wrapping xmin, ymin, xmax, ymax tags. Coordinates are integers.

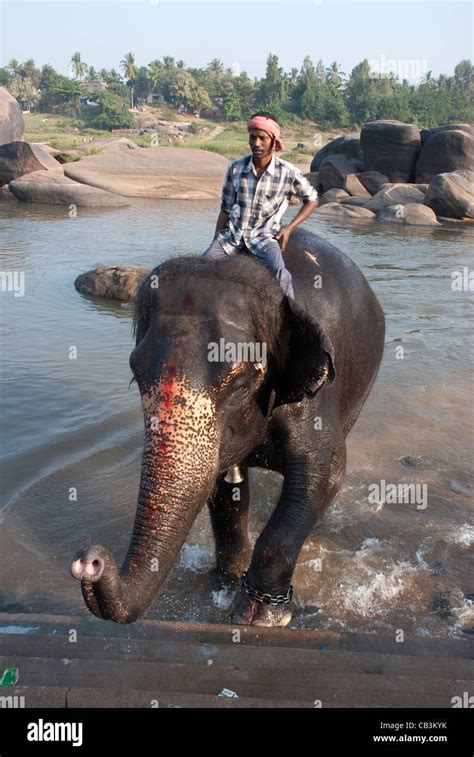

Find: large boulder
<box><xmin>75</xmin><ymin>265</ymin><xmax>150</xmax><ymax>302</ymax></box>
<box><xmin>0</xmin><ymin>87</ymin><xmax>24</xmax><ymax>145</ymax></box>
<box><xmin>318</xmin><ymin>154</ymin><xmax>364</xmax><ymax>192</ymax></box>
<box><xmin>420</xmin><ymin>124</ymin><xmax>474</xmax><ymax>146</ymax></box>
<box><xmin>423</xmin><ymin>171</ymin><xmax>474</xmax><ymax>219</ymax></box>
<box><xmin>32</xmin><ymin>143</ymin><xmax>62</xmax><ymax>158</ymax></box>
<box><xmin>310</xmin><ymin>135</ymin><xmax>363</xmax><ymax>172</ymax></box>
<box><xmin>375</xmin><ymin>203</ymin><xmax>440</xmax><ymax>226</ymax></box>
<box><xmin>0</xmin><ymin>184</ymin><xmax>17</xmax><ymax>201</ymax></box>
<box><xmin>360</xmin><ymin>120</ymin><xmax>421</xmax><ymax>182</ymax></box>
<box><xmin>303</xmin><ymin>171</ymin><xmax>320</xmax><ymax>192</ymax></box>
<box><xmin>0</xmin><ymin>141</ymin><xmax>63</xmax><ymax>184</ymax></box>
<box><xmin>9</xmin><ymin>170</ymin><xmax>129</xmax><ymax>207</ymax></box>
<box><xmin>319</xmin><ymin>188</ymin><xmax>349</xmax><ymax>204</ymax></box>
<box><xmin>57</xmin><ymin>137</ymin><xmax>139</xmax><ymax>163</ymax></box>
<box><xmin>340</xmin><ymin>196</ymin><xmax>371</xmax><ymax>207</ymax></box>
<box><xmin>415</xmin><ymin>129</ymin><xmax>474</xmax><ymax>183</ymax></box>
<box><xmin>342</xmin><ymin>173</ymin><xmax>371</xmax><ymax>198</ymax></box>
<box><xmin>63</xmin><ymin>146</ymin><xmax>229</xmax><ymax>199</ymax></box>
<box><xmin>314</xmin><ymin>203</ymin><xmax>375</xmax><ymax>220</ymax></box>
<box><xmin>356</xmin><ymin>171</ymin><xmax>390</xmax><ymax>195</ymax></box>
<box><xmin>365</xmin><ymin>183</ymin><xmax>426</xmax><ymax>212</ymax></box>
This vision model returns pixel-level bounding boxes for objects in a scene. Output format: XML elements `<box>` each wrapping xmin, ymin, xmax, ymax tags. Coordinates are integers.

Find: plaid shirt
<box><xmin>216</xmin><ymin>153</ymin><xmax>318</xmax><ymax>255</ymax></box>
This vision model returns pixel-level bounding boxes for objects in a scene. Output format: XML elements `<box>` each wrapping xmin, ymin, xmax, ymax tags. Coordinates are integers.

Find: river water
<box><xmin>0</xmin><ymin>196</ymin><xmax>472</xmax><ymax>638</ymax></box>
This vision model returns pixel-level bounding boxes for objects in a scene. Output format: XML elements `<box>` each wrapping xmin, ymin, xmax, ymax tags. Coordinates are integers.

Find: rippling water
<box><xmin>1</xmin><ymin>196</ymin><xmax>473</xmax><ymax>637</ymax></box>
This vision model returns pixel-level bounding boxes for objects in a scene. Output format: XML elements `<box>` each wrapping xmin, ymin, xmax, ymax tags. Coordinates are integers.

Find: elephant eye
<box><xmin>232</xmin><ymin>374</ymin><xmax>249</xmax><ymax>391</ymax></box>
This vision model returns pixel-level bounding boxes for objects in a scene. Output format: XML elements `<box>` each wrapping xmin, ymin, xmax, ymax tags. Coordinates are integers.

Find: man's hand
<box><xmin>275</xmin><ymin>225</ymin><xmax>292</xmax><ymax>252</ymax></box>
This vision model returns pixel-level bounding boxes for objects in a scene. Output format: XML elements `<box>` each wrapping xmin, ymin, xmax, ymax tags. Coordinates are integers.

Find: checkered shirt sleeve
<box><xmin>292</xmin><ymin>169</ymin><xmax>318</xmax><ymax>203</ymax></box>
<box><xmin>220</xmin><ymin>162</ymin><xmax>237</xmax><ymax>214</ymax></box>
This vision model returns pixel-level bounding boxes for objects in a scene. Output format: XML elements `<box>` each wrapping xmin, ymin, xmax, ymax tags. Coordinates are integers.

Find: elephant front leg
<box><xmin>230</xmin><ymin>446</ymin><xmax>346</xmax><ymax>627</ymax></box>
<box><xmin>207</xmin><ymin>467</ymin><xmax>251</xmax><ymax>587</ymax></box>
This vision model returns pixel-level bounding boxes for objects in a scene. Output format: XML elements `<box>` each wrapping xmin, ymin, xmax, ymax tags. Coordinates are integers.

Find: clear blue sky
<box><xmin>0</xmin><ymin>1</ymin><xmax>472</xmax><ymax>81</ymax></box>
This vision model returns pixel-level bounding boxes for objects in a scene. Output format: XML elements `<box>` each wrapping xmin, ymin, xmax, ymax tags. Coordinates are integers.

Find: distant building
<box><xmin>80</xmin><ymin>96</ymin><xmax>99</xmax><ymax>107</ymax></box>
<box><xmin>146</xmin><ymin>93</ymin><xmax>165</xmax><ymax>104</ymax></box>
<box><xmin>86</xmin><ymin>79</ymin><xmax>107</xmax><ymax>93</ymax></box>
<box><xmin>201</xmin><ymin>106</ymin><xmax>223</xmax><ymax>119</ymax></box>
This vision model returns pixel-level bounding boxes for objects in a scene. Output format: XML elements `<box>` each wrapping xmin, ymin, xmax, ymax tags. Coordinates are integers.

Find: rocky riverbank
<box><xmin>304</xmin><ymin>120</ymin><xmax>473</xmax><ymax>225</ymax></box>
<box><xmin>1</xmin><ymin>87</ymin><xmax>472</xmax><ymax>220</ymax></box>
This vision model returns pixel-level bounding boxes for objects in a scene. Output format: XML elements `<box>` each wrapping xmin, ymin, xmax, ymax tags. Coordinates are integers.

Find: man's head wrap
<box><xmin>247</xmin><ymin>115</ymin><xmax>283</xmax><ymax>152</ymax></box>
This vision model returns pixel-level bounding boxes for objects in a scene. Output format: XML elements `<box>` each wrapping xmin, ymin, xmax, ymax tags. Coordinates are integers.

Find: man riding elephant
<box><xmin>71</xmin><ymin>224</ymin><xmax>385</xmax><ymax>627</ymax></box>
<box><xmin>202</xmin><ymin>111</ymin><xmax>318</xmax><ymax>299</ymax></box>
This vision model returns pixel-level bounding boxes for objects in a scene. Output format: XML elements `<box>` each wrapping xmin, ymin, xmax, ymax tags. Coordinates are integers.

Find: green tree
<box><xmin>148</xmin><ymin>59</ymin><xmax>163</xmax><ymax>93</ymax></box>
<box><xmin>135</xmin><ymin>66</ymin><xmax>151</xmax><ymax>101</ymax></box>
<box><xmin>39</xmin><ymin>73</ymin><xmax>85</xmax><ymax>115</ymax></box>
<box><xmin>256</xmin><ymin>53</ymin><xmax>286</xmax><ymax>115</ymax></box>
<box><xmin>87</xmin><ymin>89</ymin><xmax>134</xmax><ymax>129</ymax></box>
<box><xmin>345</xmin><ymin>59</ymin><xmax>379</xmax><ymax>125</ymax></box>
<box><xmin>7</xmin><ymin>59</ymin><xmax>21</xmax><ymax>78</ymax></box>
<box><xmin>0</xmin><ymin>68</ymin><xmax>11</xmax><ymax>86</ymax></box>
<box><xmin>70</xmin><ymin>52</ymin><xmax>88</xmax><ymax>81</ymax></box>
<box><xmin>169</xmin><ymin>69</ymin><xmax>211</xmax><ymax>115</ymax></box>
<box><xmin>86</xmin><ymin>66</ymin><xmax>99</xmax><ymax>83</ymax></box>
<box><xmin>325</xmin><ymin>61</ymin><xmax>345</xmax><ymax>88</ymax></box>
<box><xmin>120</xmin><ymin>52</ymin><xmax>138</xmax><ymax>108</ymax></box>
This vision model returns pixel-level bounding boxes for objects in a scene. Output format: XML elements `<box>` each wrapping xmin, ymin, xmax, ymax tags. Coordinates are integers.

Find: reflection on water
<box><xmin>1</xmin><ymin>196</ymin><xmax>473</xmax><ymax>637</ymax></box>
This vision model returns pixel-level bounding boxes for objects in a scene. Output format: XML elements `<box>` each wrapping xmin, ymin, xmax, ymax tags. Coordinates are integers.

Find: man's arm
<box><xmin>214</xmin><ymin>162</ymin><xmax>235</xmax><ymax>237</ymax></box>
<box><xmin>276</xmin><ymin>170</ymin><xmax>318</xmax><ymax>251</ymax></box>
<box><xmin>286</xmin><ymin>199</ymin><xmax>318</xmax><ymax>231</ymax></box>
<box><xmin>214</xmin><ymin>210</ymin><xmax>229</xmax><ymax>237</ymax></box>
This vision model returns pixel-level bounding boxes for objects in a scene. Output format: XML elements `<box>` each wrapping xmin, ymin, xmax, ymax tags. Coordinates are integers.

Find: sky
<box><xmin>0</xmin><ymin>0</ymin><xmax>472</xmax><ymax>82</ymax></box>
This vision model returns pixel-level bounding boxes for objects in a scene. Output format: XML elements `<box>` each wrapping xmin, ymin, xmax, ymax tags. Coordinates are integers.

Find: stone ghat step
<box><xmin>0</xmin><ymin>685</ymin><xmax>312</xmax><ymax>709</ymax></box>
<box><xmin>1</xmin><ymin>657</ymin><xmax>470</xmax><ymax>709</ymax></box>
<box><xmin>0</xmin><ymin>613</ymin><xmax>472</xmax><ymax>660</ymax></box>
<box><xmin>3</xmin><ymin>684</ymin><xmax>456</xmax><ymax>709</ymax></box>
<box><xmin>1</xmin><ymin>634</ymin><xmax>473</xmax><ymax>682</ymax></box>
<box><xmin>1</xmin><ymin>614</ymin><xmax>472</xmax><ymax>708</ymax></box>
<box><xmin>1</xmin><ymin>684</ymin><xmax>463</xmax><ymax>709</ymax></box>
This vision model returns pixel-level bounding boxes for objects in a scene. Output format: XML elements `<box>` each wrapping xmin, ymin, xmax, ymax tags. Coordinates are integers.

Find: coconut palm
<box><xmin>70</xmin><ymin>52</ymin><xmax>88</xmax><ymax>81</ymax></box>
<box><xmin>86</xmin><ymin>66</ymin><xmax>99</xmax><ymax>83</ymax></box>
<box><xmin>148</xmin><ymin>59</ymin><xmax>162</xmax><ymax>92</ymax></box>
<box><xmin>120</xmin><ymin>52</ymin><xmax>138</xmax><ymax>108</ymax></box>
<box><xmin>326</xmin><ymin>61</ymin><xmax>346</xmax><ymax>88</ymax></box>
<box><xmin>7</xmin><ymin>59</ymin><xmax>21</xmax><ymax>78</ymax></box>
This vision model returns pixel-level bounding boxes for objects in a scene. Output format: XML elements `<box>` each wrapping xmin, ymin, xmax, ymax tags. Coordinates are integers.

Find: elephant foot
<box><xmin>229</xmin><ymin>587</ymin><xmax>293</xmax><ymax>627</ymax></box>
<box><xmin>211</xmin><ymin>565</ymin><xmax>241</xmax><ymax>591</ymax></box>
<box><xmin>213</xmin><ymin>547</ymin><xmax>251</xmax><ymax>590</ymax></box>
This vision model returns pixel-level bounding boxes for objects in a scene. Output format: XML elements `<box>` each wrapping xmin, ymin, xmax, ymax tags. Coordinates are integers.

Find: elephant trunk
<box><xmin>71</xmin><ymin>374</ymin><xmax>219</xmax><ymax>623</ymax></box>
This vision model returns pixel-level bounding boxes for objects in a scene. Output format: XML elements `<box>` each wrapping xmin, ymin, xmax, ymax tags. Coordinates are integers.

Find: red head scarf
<box><xmin>247</xmin><ymin>115</ymin><xmax>284</xmax><ymax>152</ymax></box>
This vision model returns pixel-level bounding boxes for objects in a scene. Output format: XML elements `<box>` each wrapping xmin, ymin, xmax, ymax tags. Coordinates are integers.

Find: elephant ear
<box><xmin>133</xmin><ymin>268</ymin><xmax>160</xmax><ymax>345</ymax></box>
<box><xmin>272</xmin><ymin>296</ymin><xmax>335</xmax><ymax>408</ymax></box>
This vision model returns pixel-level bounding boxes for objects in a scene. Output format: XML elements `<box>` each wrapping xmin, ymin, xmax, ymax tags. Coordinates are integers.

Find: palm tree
<box><xmin>70</xmin><ymin>52</ymin><xmax>88</xmax><ymax>81</ymax></box>
<box><xmin>120</xmin><ymin>52</ymin><xmax>138</xmax><ymax>108</ymax></box>
<box><xmin>148</xmin><ymin>59</ymin><xmax>162</xmax><ymax>91</ymax></box>
<box><xmin>7</xmin><ymin>59</ymin><xmax>20</xmax><ymax>78</ymax></box>
<box><xmin>86</xmin><ymin>66</ymin><xmax>99</xmax><ymax>82</ymax></box>
<box><xmin>207</xmin><ymin>58</ymin><xmax>224</xmax><ymax>77</ymax></box>
<box><xmin>162</xmin><ymin>56</ymin><xmax>175</xmax><ymax>71</ymax></box>
<box><xmin>420</xmin><ymin>70</ymin><xmax>434</xmax><ymax>87</ymax></box>
<box><xmin>326</xmin><ymin>61</ymin><xmax>346</xmax><ymax>88</ymax></box>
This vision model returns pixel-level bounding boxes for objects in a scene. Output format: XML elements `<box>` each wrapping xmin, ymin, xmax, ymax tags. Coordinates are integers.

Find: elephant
<box><xmin>71</xmin><ymin>227</ymin><xmax>385</xmax><ymax>627</ymax></box>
